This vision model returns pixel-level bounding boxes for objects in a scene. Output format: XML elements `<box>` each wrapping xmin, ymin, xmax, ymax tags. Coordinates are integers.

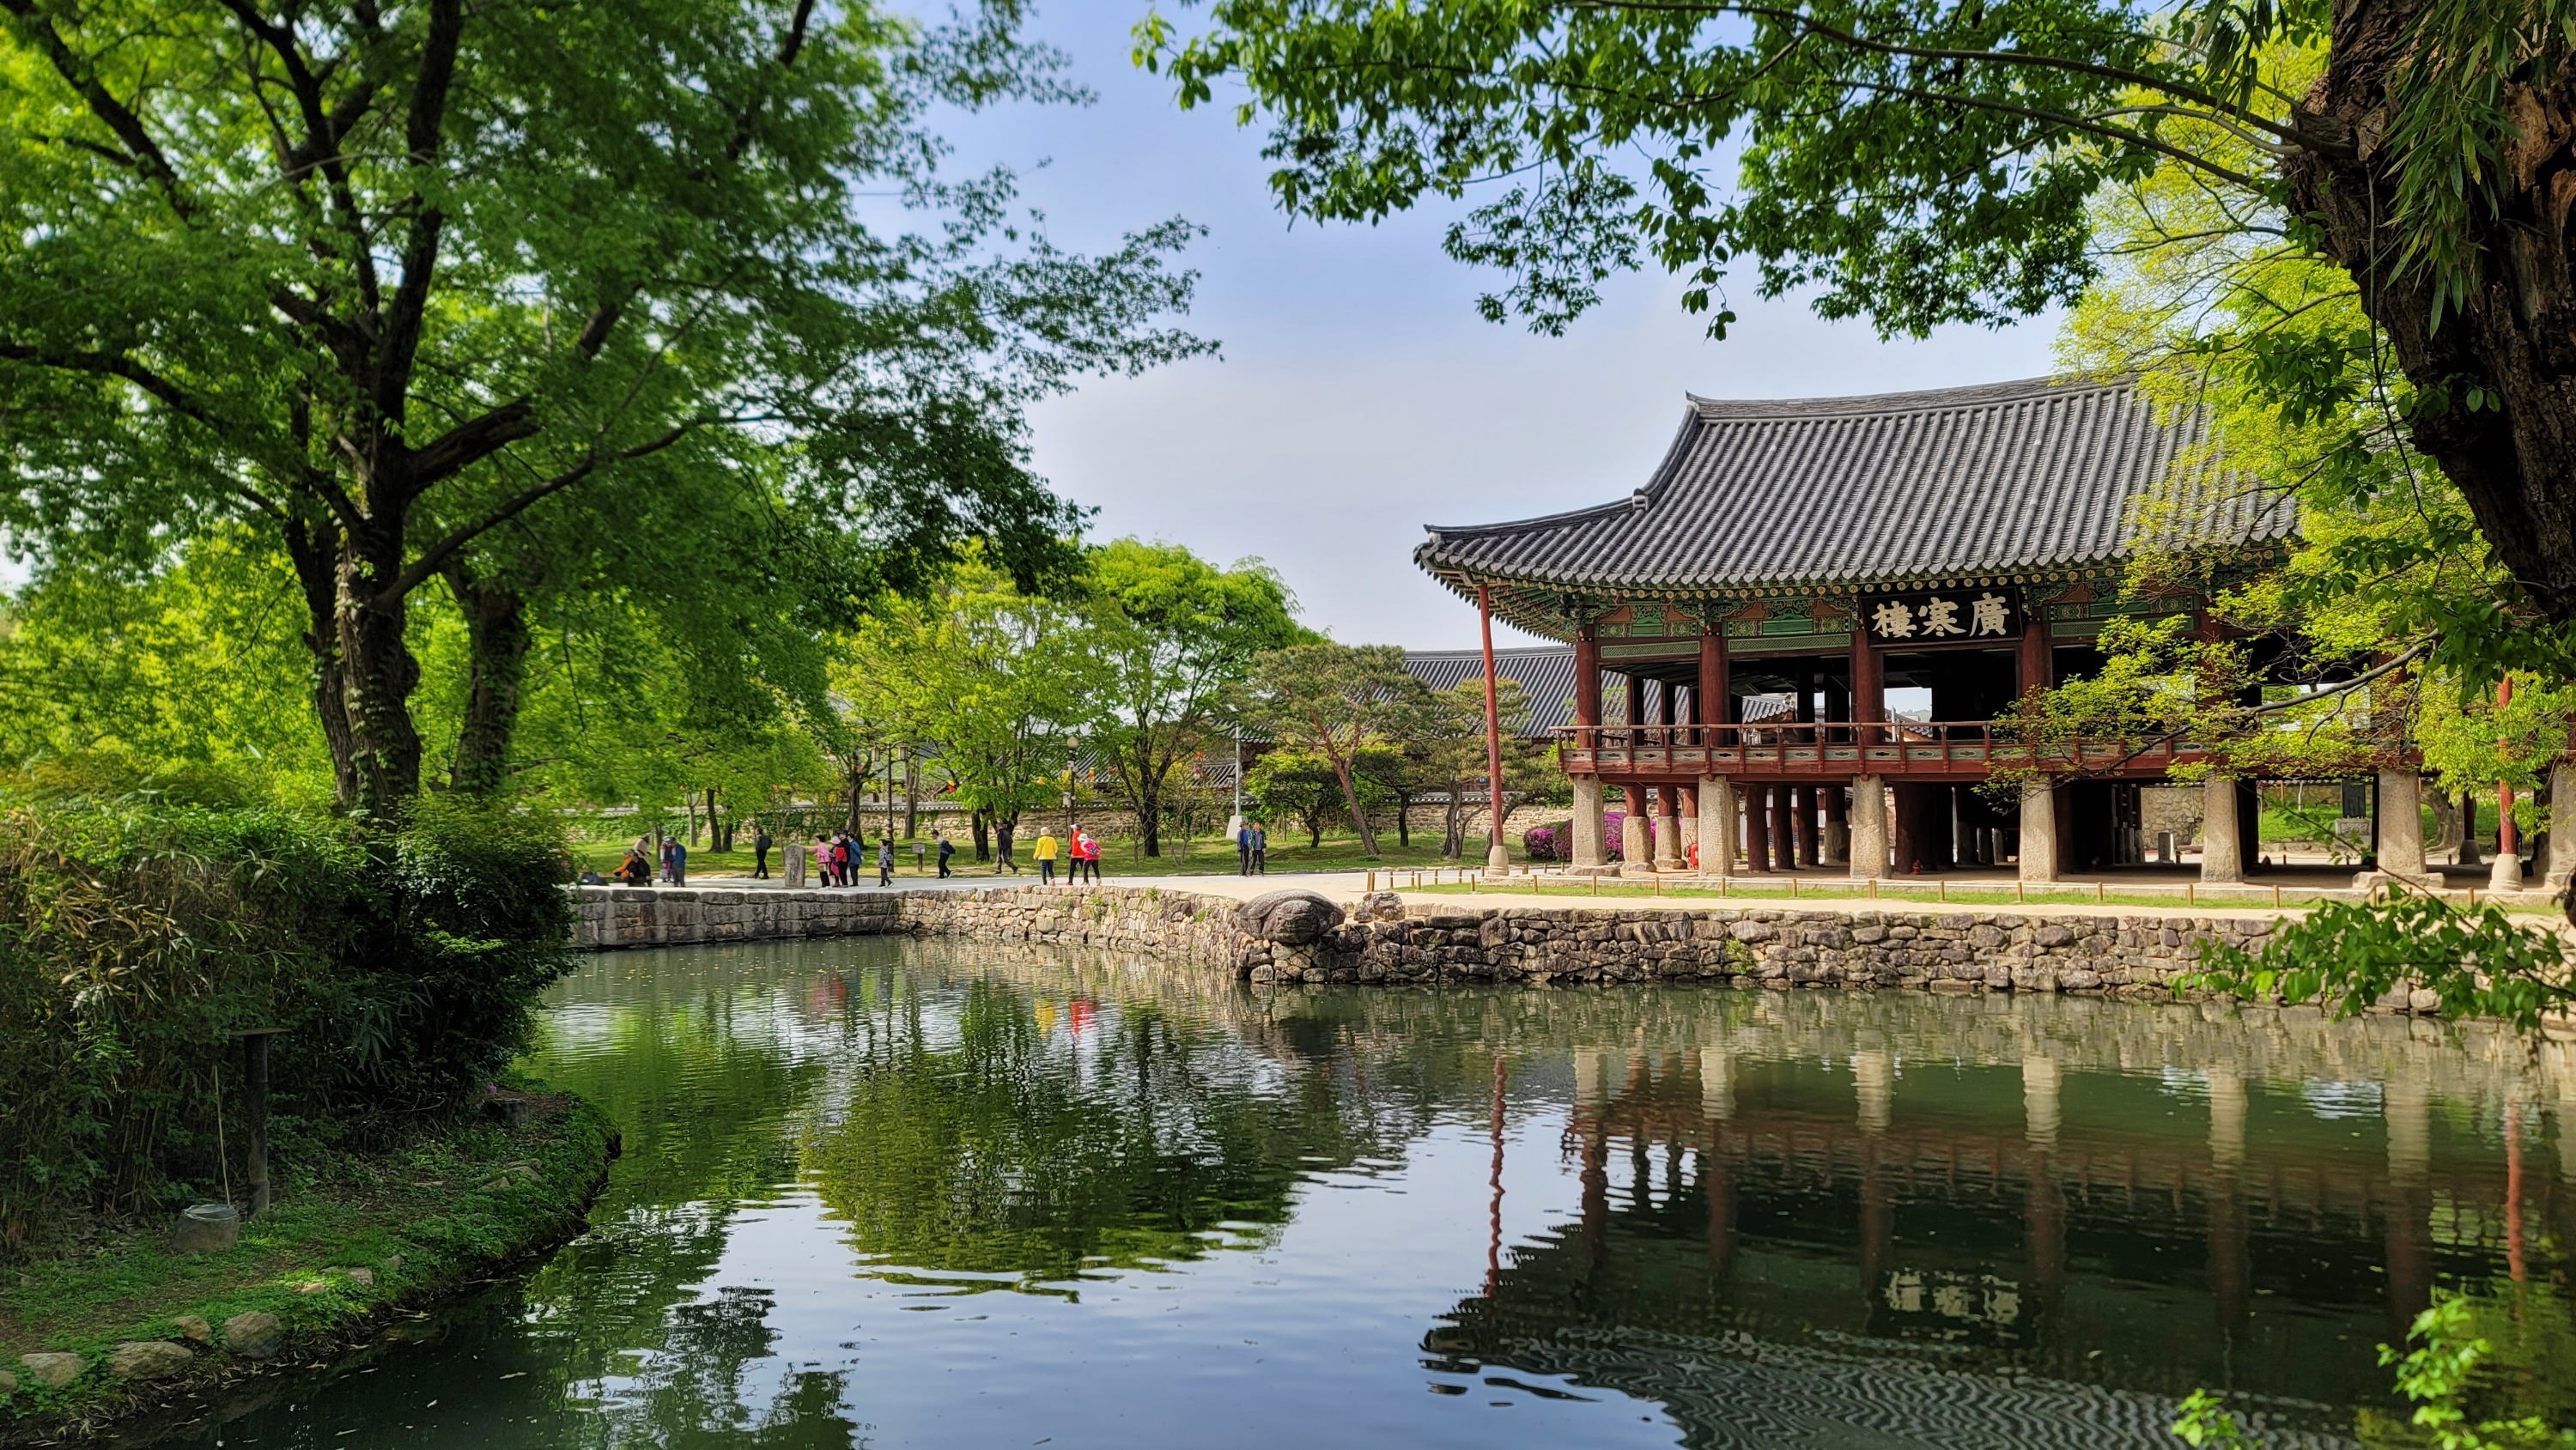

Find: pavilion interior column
<box><xmin>1625</xmin><ymin>675</ymin><xmax>1646</xmax><ymax>746</ymax></box>
<box><xmin>2019</xmin><ymin>779</ymin><xmax>2059</xmax><ymax>883</ymax></box>
<box><xmin>1699</xmin><ymin>776</ymin><xmax>1735</xmax><ymax>875</ymax></box>
<box><xmin>1622</xmin><ymin>784</ymin><xmax>1654</xmax><ymax>876</ymax></box>
<box><xmin>2202</xmin><ymin>776</ymin><xmax>2245</xmax><ymax>883</ymax></box>
<box><xmin>1848</xmin><ymin>774</ymin><xmax>1887</xmax><ymax>879</ymax></box>
<box><xmin>1746</xmin><ymin>780</ymin><xmax>1772</xmax><ymax>871</ymax></box>
<box><xmin>1655</xmin><ymin>784</ymin><xmax>1685</xmax><ymax>870</ymax></box>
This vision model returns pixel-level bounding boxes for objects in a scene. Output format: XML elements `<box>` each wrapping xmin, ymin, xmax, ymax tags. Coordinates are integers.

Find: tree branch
<box><xmin>405</xmin><ymin>397</ymin><xmax>542</xmax><ymax>488</ymax></box>
<box><xmin>0</xmin><ymin>0</ymin><xmax>198</xmax><ymax>219</ymax></box>
<box><xmin>374</xmin><ymin>0</ymin><xmax>465</xmax><ymax>428</ymax></box>
<box><xmin>379</xmin><ymin>421</ymin><xmax>696</xmax><ymax>604</ymax></box>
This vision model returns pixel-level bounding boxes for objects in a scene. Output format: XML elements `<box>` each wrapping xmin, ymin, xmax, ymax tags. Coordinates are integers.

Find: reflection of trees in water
<box><xmin>513</xmin><ymin>937</ymin><xmax>2576</xmax><ymax>1447</ymax></box>
<box><xmin>799</xmin><ymin>971</ymin><xmax>1402</xmax><ymax>1292</ymax></box>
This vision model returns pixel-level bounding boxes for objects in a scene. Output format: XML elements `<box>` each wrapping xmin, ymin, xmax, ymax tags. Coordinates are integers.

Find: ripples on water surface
<box><xmin>161</xmin><ymin>937</ymin><xmax>2576</xmax><ymax>1450</ymax></box>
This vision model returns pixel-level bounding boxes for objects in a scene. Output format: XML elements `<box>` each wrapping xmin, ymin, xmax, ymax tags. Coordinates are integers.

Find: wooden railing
<box><xmin>1554</xmin><ymin>721</ymin><xmax>2222</xmax><ymax>778</ymax></box>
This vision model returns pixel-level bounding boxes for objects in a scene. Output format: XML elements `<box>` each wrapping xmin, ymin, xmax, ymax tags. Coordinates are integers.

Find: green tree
<box><xmin>1141</xmin><ymin>0</ymin><xmax>2576</xmax><ymax>652</ymax></box>
<box><xmin>1085</xmin><ymin>540</ymin><xmax>1307</xmax><ymax>858</ymax></box>
<box><xmin>1249</xmin><ymin>746</ymin><xmax>1385</xmax><ymax>847</ymax></box>
<box><xmin>872</xmin><ymin>558</ymin><xmax>1106</xmax><ymax>865</ymax></box>
<box><xmin>0</xmin><ymin>0</ymin><xmax>1204</xmax><ymax>814</ymax></box>
<box><xmin>1235</xmin><ymin>641</ymin><xmax>1431</xmax><ymax>857</ymax></box>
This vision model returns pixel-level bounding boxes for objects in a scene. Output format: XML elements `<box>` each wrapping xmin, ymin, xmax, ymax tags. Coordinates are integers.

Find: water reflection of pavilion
<box><xmin>1428</xmin><ymin>1041</ymin><xmax>2570</xmax><ymax>1450</ymax></box>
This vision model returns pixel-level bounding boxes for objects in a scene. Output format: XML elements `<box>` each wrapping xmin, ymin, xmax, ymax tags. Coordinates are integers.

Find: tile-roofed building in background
<box><xmin>1416</xmin><ymin>374</ymin><xmax>2292</xmax><ymax>627</ymax></box>
<box><xmin>1414</xmin><ymin>374</ymin><xmax>2422</xmax><ymax>886</ymax></box>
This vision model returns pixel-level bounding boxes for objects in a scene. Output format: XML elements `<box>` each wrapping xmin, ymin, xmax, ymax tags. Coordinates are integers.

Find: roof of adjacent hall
<box><xmin>1414</xmin><ymin>374</ymin><xmax>2294</xmax><ymax>594</ymax></box>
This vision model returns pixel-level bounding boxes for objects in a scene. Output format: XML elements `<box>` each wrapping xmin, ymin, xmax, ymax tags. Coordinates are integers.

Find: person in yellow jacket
<box><xmin>1033</xmin><ymin>830</ymin><xmax>1060</xmax><ymax>886</ymax></box>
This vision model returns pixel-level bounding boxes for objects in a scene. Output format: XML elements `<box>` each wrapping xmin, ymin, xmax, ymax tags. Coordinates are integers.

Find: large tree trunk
<box><xmin>2291</xmin><ymin>7</ymin><xmax>2576</xmax><ymax>627</ymax></box>
<box><xmin>444</xmin><ymin>564</ymin><xmax>531</xmax><ymax>797</ymax></box>
<box><xmin>283</xmin><ymin>519</ymin><xmax>361</xmax><ymax>809</ymax></box>
<box><xmin>336</xmin><ymin>535</ymin><xmax>424</xmax><ymax>816</ymax></box>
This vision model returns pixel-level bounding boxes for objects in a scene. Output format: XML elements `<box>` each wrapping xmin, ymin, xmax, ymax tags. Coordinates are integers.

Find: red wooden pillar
<box><xmin>1625</xmin><ymin>675</ymin><xmax>1646</xmax><ymax>745</ymax></box>
<box><xmin>1476</xmin><ymin>585</ymin><xmax>1510</xmax><ymax>870</ymax></box>
<box><xmin>1771</xmin><ymin>785</ymin><xmax>1797</xmax><ymax>870</ymax></box>
<box><xmin>2018</xmin><ymin>600</ymin><xmax>2051</xmax><ymax>697</ymax></box>
<box><xmin>1852</xmin><ymin>616</ymin><xmax>1884</xmax><ymax>744</ymax></box>
<box><xmin>1698</xmin><ymin>624</ymin><xmax>1729</xmax><ymax>737</ymax></box>
<box><xmin>1575</xmin><ymin>626</ymin><xmax>1603</xmax><ymax>732</ymax></box>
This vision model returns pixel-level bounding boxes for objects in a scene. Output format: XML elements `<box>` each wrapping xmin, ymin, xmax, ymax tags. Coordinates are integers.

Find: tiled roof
<box><xmin>1416</xmin><ymin>376</ymin><xmax>2293</xmax><ymax>597</ymax></box>
<box><xmin>1403</xmin><ymin>647</ymin><xmax>1601</xmax><ymax>735</ymax></box>
<box><xmin>1402</xmin><ymin>648</ymin><xmax>1792</xmax><ymax>733</ymax></box>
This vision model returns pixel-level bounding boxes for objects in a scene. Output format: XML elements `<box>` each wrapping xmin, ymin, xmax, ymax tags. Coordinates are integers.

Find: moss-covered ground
<box><xmin>0</xmin><ymin>1082</ymin><xmax>613</xmax><ymax>1443</ymax></box>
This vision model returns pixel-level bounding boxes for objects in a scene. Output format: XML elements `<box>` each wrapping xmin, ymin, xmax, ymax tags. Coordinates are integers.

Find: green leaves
<box><xmin>1146</xmin><ymin>0</ymin><xmax>2249</xmax><ymax>338</ymax></box>
<box><xmin>2183</xmin><ymin>893</ymin><xmax>2573</xmax><ymax>1034</ymax></box>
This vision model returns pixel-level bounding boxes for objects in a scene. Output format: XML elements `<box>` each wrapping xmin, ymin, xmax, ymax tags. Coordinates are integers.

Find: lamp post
<box><xmin>1065</xmin><ymin>733</ymin><xmax>1079</xmax><ymax>838</ymax></box>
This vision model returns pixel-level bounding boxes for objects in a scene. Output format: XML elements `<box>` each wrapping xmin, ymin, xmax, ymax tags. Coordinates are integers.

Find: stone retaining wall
<box><xmin>572</xmin><ymin>884</ymin><xmax>2312</xmax><ymax>1004</ymax></box>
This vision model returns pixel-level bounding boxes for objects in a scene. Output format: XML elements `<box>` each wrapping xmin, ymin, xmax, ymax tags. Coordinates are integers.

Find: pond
<box><xmin>161</xmin><ymin>937</ymin><xmax>2576</xmax><ymax>1449</ymax></box>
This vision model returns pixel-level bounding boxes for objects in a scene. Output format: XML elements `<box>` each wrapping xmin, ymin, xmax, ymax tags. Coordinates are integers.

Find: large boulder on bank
<box><xmin>20</xmin><ymin>1352</ymin><xmax>83</xmax><ymax>1387</ymax></box>
<box><xmin>223</xmin><ymin>1312</ymin><xmax>283</xmax><ymax>1360</ymax></box>
<box><xmin>1235</xmin><ymin>889</ymin><xmax>1345</xmax><ymax>944</ymax></box>
<box><xmin>107</xmin><ymin>1341</ymin><xmax>192</xmax><ymax>1380</ymax></box>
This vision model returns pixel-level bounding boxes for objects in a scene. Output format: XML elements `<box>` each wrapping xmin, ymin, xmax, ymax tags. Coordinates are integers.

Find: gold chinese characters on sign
<box><xmin>1858</xmin><ymin>586</ymin><xmax>2023</xmax><ymax>643</ymax></box>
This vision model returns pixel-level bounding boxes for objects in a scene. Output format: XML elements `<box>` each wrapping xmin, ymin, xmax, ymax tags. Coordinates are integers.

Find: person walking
<box><xmin>877</xmin><ymin>836</ymin><xmax>896</xmax><ymax>888</ymax></box>
<box><xmin>995</xmin><ymin>820</ymin><xmax>1018</xmax><ymax>874</ymax></box>
<box><xmin>1075</xmin><ymin>827</ymin><xmax>1101</xmax><ymax>884</ymax></box>
<box><xmin>752</xmin><ymin>823</ymin><xmax>773</xmax><ymax>880</ymax></box>
<box><xmin>1250</xmin><ymin>821</ymin><xmax>1268</xmax><ymax>875</ymax></box>
<box><xmin>1236</xmin><ymin>819</ymin><xmax>1253</xmax><ymax>877</ymax></box>
<box><xmin>1034</xmin><ymin>828</ymin><xmax>1060</xmax><ymax>886</ymax></box>
<box><xmin>935</xmin><ymin>830</ymin><xmax>955</xmax><ymax>878</ymax></box>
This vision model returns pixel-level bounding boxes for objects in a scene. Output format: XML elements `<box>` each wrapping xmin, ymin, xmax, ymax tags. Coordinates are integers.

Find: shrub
<box><xmin>0</xmin><ymin>797</ymin><xmax>573</xmax><ymax>1259</ymax></box>
<box><xmin>1522</xmin><ymin>812</ymin><xmax>1656</xmax><ymax>863</ymax></box>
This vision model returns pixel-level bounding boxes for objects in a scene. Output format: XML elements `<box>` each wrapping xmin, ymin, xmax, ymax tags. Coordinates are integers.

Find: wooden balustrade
<box><xmin>1552</xmin><ymin>722</ymin><xmax>2400</xmax><ymax>780</ymax></box>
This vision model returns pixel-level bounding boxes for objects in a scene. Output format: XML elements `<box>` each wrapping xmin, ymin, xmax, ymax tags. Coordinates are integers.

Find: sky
<box><xmin>931</xmin><ymin>0</ymin><xmax>2064</xmax><ymax>649</ymax></box>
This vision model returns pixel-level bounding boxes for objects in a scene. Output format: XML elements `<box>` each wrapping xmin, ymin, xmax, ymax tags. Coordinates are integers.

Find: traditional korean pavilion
<box><xmin>1416</xmin><ymin>374</ymin><xmax>2425</xmax><ymax>882</ymax></box>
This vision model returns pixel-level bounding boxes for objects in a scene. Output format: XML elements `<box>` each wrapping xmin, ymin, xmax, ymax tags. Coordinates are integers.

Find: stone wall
<box><xmin>572</xmin><ymin>884</ymin><xmax>2319</xmax><ymax>1005</ymax></box>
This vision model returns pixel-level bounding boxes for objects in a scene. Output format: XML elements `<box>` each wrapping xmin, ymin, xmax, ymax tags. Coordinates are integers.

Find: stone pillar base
<box><xmin>1698</xmin><ymin>776</ymin><xmax>1736</xmax><ymax>877</ymax></box>
<box><xmin>2490</xmin><ymin>850</ymin><xmax>2526</xmax><ymax>892</ymax></box>
<box><xmin>2019</xmin><ymin>780</ymin><xmax>2058</xmax><ymax>884</ymax></box>
<box><xmin>1571</xmin><ymin>777</ymin><xmax>1607</xmax><ymax>868</ymax></box>
<box><xmin>2201</xmin><ymin>776</ymin><xmax>2244</xmax><ymax>883</ymax></box>
<box><xmin>1848</xmin><ymin>774</ymin><xmax>1887</xmax><ymax>880</ymax></box>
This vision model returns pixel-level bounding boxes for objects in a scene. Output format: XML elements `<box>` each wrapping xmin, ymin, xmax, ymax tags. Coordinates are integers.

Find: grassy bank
<box><xmin>0</xmin><ymin>1081</ymin><xmax>614</xmax><ymax>1442</ymax></box>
